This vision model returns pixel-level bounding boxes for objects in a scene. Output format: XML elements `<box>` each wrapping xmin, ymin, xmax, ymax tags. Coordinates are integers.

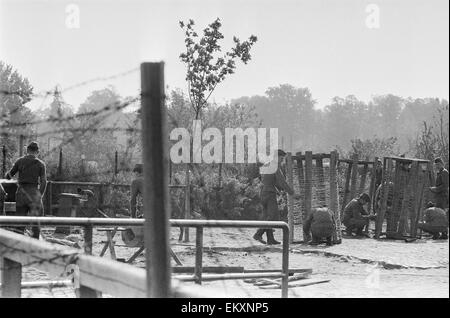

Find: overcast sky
<box><xmin>0</xmin><ymin>0</ymin><xmax>448</xmax><ymax>111</ymax></box>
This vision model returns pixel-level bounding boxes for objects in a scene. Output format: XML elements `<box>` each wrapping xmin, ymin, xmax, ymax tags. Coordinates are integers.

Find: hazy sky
<box><xmin>0</xmin><ymin>0</ymin><xmax>448</xmax><ymax>111</ymax></box>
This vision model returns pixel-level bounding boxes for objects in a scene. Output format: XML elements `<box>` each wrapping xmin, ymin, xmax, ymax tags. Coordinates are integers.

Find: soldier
<box><xmin>253</xmin><ymin>150</ymin><xmax>299</xmax><ymax>245</ymax></box>
<box><xmin>303</xmin><ymin>207</ymin><xmax>336</xmax><ymax>246</ymax></box>
<box><xmin>130</xmin><ymin>163</ymin><xmax>144</xmax><ymax>218</ymax></box>
<box><xmin>417</xmin><ymin>202</ymin><xmax>448</xmax><ymax>240</ymax></box>
<box><xmin>343</xmin><ymin>193</ymin><xmax>375</xmax><ymax>237</ymax></box>
<box><xmin>6</xmin><ymin>141</ymin><xmax>47</xmax><ymax>239</ymax></box>
<box><xmin>430</xmin><ymin>158</ymin><xmax>449</xmax><ymax>210</ymax></box>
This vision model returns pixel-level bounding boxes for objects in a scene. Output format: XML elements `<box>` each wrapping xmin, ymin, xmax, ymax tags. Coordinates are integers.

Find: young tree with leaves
<box><xmin>179</xmin><ymin>18</ymin><xmax>257</xmax><ymax>119</ymax></box>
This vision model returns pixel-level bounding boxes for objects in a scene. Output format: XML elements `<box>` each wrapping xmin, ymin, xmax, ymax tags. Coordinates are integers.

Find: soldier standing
<box><xmin>430</xmin><ymin>157</ymin><xmax>449</xmax><ymax>210</ymax></box>
<box><xmin>253</xmin><ymin>149</ymin><xmax>299</xmax><ymax>245</ymax></box>
<box><xmin>6</xmin><ymin>141</ymin><xmax>47</xmax><ymax>239</ymax></box>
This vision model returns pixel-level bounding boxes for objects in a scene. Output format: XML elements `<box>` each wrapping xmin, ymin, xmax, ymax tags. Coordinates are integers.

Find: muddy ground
<box><xmin>14</xmin><ymin>225</ymin><xmax>449</xmax><ymax>298</ymax></box>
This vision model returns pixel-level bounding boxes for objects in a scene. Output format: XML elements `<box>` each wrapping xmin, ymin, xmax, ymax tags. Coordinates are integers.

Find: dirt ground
<box><xmin>15</xmin><ymin>225</ymin><xmax>449</xmax><ymax>298</ymax></box>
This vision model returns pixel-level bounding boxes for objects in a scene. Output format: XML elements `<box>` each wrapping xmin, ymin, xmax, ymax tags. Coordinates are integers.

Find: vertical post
<box><xmin>375</xmin><ymin>158</ymin><xmax>392</xmax><ymax>238</ymax></box>
<box><xmin>341</xmin><ymin>162</ymin><xmax>353</xmax><ymax>217</ymax></box>
<box><xmin>169</xmin><ymin>159</ymin><xmax>172</xmax><ymax>184</ymax></box>
<box><xmin>218</xmin><ymin>163</ymin><xmax>222</xmax><ymax>188</ymax></box>
<box><xmin>1</xmin><ymin>258</ymin><xmax>22</xmax><ymax>298</ymax></box>
<box><xmin>329</xmin><ymin>151</ymin><xmax>341</xmax><ymax>243</ymax></box>
<box><xmin>408</xmin><ymin>162</ymin><xmax>420</xmax><ymax>236</ymax></box>
<box><xmin>295</xmin><ymin>152</ymin><xmax>305</xmax><ymax>227</ymax></box>
<box><xmin>84</xmin><ymin>225</ymin><xmax>93</xmax><ymax>255</ymax></box>
<box><xmin>286</xmin><ymin>152</ymin><xmax>294</xmax><ymax>243</ymax></box>
<box><xmin>2</xmin><ymin>145</ymin><xmax>6</xmax><ymax>178</ymax></box>
<box><xmin>281</xmin><ymin>226</ymin><xmax>290</xmax><ymax>298</ymax></box>
<box><xmin>114</xmin><ymin>150</ymin><xmax>118</xmax><ymax>177</ymax></box>
<box><xmin>194</xmin><ymin>227</ymin><xmax>203</xmax><ymax>284</ymax></box>
<box><xmin>316</xmin><ymin>157</ymin><xmax>326</xmax><ymax>204</ymax></box>
<box><xmin>141</xmin><ymin>62</ymin><xmax>171</xmax><ymax>298</ymax></box>
<box><xmin>19</xmin><ymin>135</ymin><xmax>24</xmax><ymax>157</ymax></box>
<box><xmin>350</xmin><ymin>154</ymin><xmax>359</xmax><ymax>199</ymax></box>
<box><xmin>368</xmin><ymin>157</ymin><xmax>378</xmax><ymax>212</ymax></box>
<box><xmin>303</xmin><ymin>151</ymin><xmax>313</xmax><ymax>241</ymax></box>
<box><xmin>58</xmin><ymin>148</ymin><xmax>63</xmax><ymax>179</ymax></box>
<box><xmin>184</xmin><ymin>164</ymin><xmax>190</xmax><ymax>242</ymax></box>
<box><xmin>359</xmin><ymin>163</ymin><xmax>368</xmax><ymax>196</ymax></box>
<box><xmin>47</xmin><ymin>181</ymin><xmax>53</xmax><ymax>216</ymax></box>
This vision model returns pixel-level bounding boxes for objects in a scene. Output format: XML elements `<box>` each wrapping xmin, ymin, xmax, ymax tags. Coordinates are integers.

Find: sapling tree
<box><xmin>179</xmin><ymin>18</ymin><xmax>257</xmax><ymax>119</ymax></box>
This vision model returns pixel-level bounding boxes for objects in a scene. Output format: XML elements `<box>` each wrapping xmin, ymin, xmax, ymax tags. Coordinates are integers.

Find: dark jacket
<box><xmin>304</xmin><ymin>208</ymin><xmax>335</xmax><ymax>235</ymax></box>
<box><xmin>432</xmin><ymin>168</ymin><xmax>449</xmax><ymax>207</ymax></box>
<box><xmin>261</xmin><ymin>167</ymin><xmax>294</xmax><ymax>195</ymax></box>
<box><xmin>7</xmin><ymin>155</ymin><xmax>47</xmax><ymax>194</ymax></box>
<box><xmin>343</xmin><ymin>198</ymin><xmax>370</xmax><ymax>224</ymax></box>
<box><xmin>423</xmin><ymin>207</ymin><xmax>448</xmax><ymax>227</ymax></box>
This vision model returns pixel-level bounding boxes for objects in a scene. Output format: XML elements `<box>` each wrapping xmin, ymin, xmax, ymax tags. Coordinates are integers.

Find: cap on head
<box><xmin>277</xmin><ymin>149</ymin><xmax>286</xmax><ymax>157</ymax></box>
<box><xmin>359</xmin><ymin>193</ymin><xmax>371</xmax><ymax>204</ymax></box>
<box><xmin>27</xmin><ymin>141</ymin><xmax>39</xmax><ymax>152</ymax></box>
<box><xmin>434</xmin><ymin>157</ymin><xmax>443</xmax><ymax>164</ymax></box>
<box><xmin>133</xmin><ymin>163</ymin><xmax>143</xmax><ymax>174</ymax></box>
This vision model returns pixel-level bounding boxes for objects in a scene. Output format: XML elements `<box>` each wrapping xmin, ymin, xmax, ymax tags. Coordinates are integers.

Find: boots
<box><xmin>253</xmin><ymin>229</ymin><xmax>267</xmax><ymax>244</ymax></box>
<box><xmin>266</xmin><ymin>230</ymin><xmax>280</xmax><ymax>245</ymax></box>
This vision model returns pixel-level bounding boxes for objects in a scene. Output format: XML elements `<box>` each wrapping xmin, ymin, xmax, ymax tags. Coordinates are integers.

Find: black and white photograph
<box><xmin>0</xmin><ymin>0</ymin><xmax>448</xmax><ymax>302</ymax></box>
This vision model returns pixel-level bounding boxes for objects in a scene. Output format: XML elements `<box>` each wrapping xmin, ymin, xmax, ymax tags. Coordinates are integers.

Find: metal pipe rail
<box><xmin>0</xmin><ymin>216</ymin><xmax>290</xmax><ymax>298</ymax></box>
<box><xmin>0</xmin><ymin>228</ymin><xmax>226</xmax><ymax>298</ymax></box>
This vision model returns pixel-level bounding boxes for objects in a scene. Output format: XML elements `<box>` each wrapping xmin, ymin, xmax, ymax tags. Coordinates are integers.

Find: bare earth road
<box><xmin>16</xmin><ymin>227</ymin><xmax>449</xmax><ymax>298</ymax></box>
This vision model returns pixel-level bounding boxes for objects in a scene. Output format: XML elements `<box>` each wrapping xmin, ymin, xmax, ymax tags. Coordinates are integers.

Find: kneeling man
<box><xmin>303</xmin><ymin>207</ymin><xmax>336</xmax><ymax>246</ymax></box>
<box><xmin>418</xmin><ymin>203</ymin><xmax>448</xmax><ymax>240</ymax></box>
<box><xmin>343</xmin><ymin>193</ymin><xmax>375</xmax><ymax>237</ymax></box>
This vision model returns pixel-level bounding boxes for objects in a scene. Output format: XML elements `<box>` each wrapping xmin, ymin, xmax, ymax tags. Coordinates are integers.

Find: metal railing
<box><xmin>0</xmin><ymin>216</ymin><xmax>290</xmax><ymax>297</ymax></box>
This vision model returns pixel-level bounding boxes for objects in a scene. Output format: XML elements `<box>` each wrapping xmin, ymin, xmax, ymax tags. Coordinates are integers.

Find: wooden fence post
<box><xmin>1</xmin><ymin>257</ymin><xmax>22</xmax><ymax>298</ymax></box>
<box><xmin>286</xmin><ymin>152</ymin><xmax>294</xmax><ymax>243</ymax></box>
<box><xmin>349</xmin><ymin>154</ymin><xmax>359</xmax><ymax>199</ymax></box>
<box><xmin>330</xmin><ymin>151</ymin><xmax>341</xmax><ymax>243</ymax></box>
<box><xmin>295</xmin><ymin>152</ymin><xmax>305</xmax><ymax>227</ymax></box>
<box><xmin>341</xmin><ymin>162</ymin><xmax>353</xmax><ymax>217</ymax></box>
<box><xmin>184</xmin><ymin>164</ymin><xmax>190</xmax><ymax>242</ymax></box>
<box><xmin>375</xmin><ymin>158</ymin><xmax>392</xmax><ymax>238</ymax></box>
<box><xmin>141</xmin><ymin>62</ymin><xmax>171</xmax><ymax>298</ymax></box>
<box><xmin>2</xmin><ymin>145</ymin><xmax>7</xmax><ymax>177</ymax></box>
<box><xmin>303</xmin><ymin>151</ymin><xmax>313</xmax><ymax>241</ymax></box>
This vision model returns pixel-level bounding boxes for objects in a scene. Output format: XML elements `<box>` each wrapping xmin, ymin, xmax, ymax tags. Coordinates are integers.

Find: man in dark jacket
<box><xmin>343</xmin><ymin>193</ymin><xmax>375</xmax><ymax>236</ymax></box>
<box><xmin>303</xmin><ymin>207</ymin><xmax>335</xmax><ymax>245</ymax></box>
<box><xmin>6</xmin><ymin>141</ymin><xmax>47</xmax><ymax>239</ymax></box>
<box><xmin>430</xmin><ymin>158</ymin><xmax>449</xmax><ymax>210</ymax></box>
<box><xmin>418</xmin><ymin>203</ymin><xmax>448</xmax><ymax>240</ymax></box>
<box><xmin>253</xmin><ymin>150</ymin><xmax>299</xmax><ymax>245</ymax></box>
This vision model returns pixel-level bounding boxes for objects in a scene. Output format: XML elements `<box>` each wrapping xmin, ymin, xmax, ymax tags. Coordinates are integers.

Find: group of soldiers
<box><xmin>1</xmin><ymin>142</ymin><xmax>449</xmax><ymax>244</ymax></box>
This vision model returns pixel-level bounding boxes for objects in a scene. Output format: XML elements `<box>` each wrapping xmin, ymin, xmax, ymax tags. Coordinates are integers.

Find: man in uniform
<box><xmin>418</xmin><ymin>202</ymin><xmax>448</xmax><ymax>240</ymax></box>
<box><xmin>430</xmin><ymin>158</ymin><xmax>449</xmax><ymax>210</ymax></box>
<box><xmin>303</xmin><ymin>207</ymin><xmax>335</xmax><ymax>246</ymax></box>
<box><xmin>343</xmin><ymin>193</ymin><xmax>375</xmax><ymax>237</ymax></box>
<box><xmin>253</xmin><ymin>149</ymin><xmax>299</xmax><ymax>245</ymax></box>
<box><xmin>6</xmin><ymin>141</ymin><xmax>47</xmax><ymax>239</ymax></box>
<box><xmin>130</xmin><ymin>163</ymin><xmax>144</xmax><ymax>218</ymax></box>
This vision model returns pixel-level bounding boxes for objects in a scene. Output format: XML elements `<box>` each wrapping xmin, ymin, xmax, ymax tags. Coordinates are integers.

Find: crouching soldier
<box><xmin>303</xmin><ymin>207</ymin><xmax>335</xmax><ymax>246</ymax></box>
<box><xmin>418</xmin><ymin>203</ymin><xmax>448</xmax><ymax>240</ymax></box>
<box><xmin>6</xmin><ymin>142</ymin><xmax>47</xmax><ymax>239</ymax></box>
<box><xmin>343</xmin><ymin>193</ymin><xmax>375</xmax><ymax>237</ymax></box>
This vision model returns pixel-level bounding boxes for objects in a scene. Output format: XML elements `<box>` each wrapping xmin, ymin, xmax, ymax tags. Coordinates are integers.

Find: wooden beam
<box><xmin>316</xmin><ymin>157</ymin><xmax>326</xmax><ymax>205</ymax></box>
<box><xmin>303</xmin><ymin>151</ymin><xmax>313</xmax><ymax>241</ymax></box>
<box><xmin>141</xmin><ymin>62</ymin><xmax>171</xmax><ymax>297</ymax></box>
<box><xmin>349</xmin><ymin>154</ymin><xmax>359</xmax><ymax>200</ymax></box>
<box><xmin>375</xmin><ymin>158</ymin><xmax>393</xmax><ymax>238</ymax></box>
<box><xmin>1</xmin><ymin>257</ymin><xmax>22</xmax><ymax>298</ymax></box>
<box><xmin>286</xmin><ymin>152</ymin><xmax>294</xmax><ymax>242</ymax></box>
<box><xmin>408</xmin><ymin>162</ymin><xmax>420</xmax><ymax>236</ymax></box>
<box><xmin>329</xmin><ymin>151</ymin><xmax>341</xmax><ymax>243</ymax></box>
<box><xmin>341</xmin><ymin>161</ymin><xmax>353</xmax><ymax>217</ymax></box>
<box><xmin>295</xmin><ymin>152</ymin><xmax>305</xmax><ymax>226</ymax></box>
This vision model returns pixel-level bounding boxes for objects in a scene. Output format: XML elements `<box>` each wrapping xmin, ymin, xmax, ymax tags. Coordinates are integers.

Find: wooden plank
<box><xmin>295</xmin><ymin>152</ymin><xmax>305</xmax><ymax>225</ymax></box>
<box><xmin>375</xmin><ymin>158</ymin><xmax>392</xmax><ymax>238</ymax></box>
<box><xmin>341</xmin><ymin>162</ymin><xmax>353</xmax><ymax>217</ymax></box>
<box><xmin>286</xmin><ymin>152</ymin><xmax>294</xmax><ymax>242</ymax></box>
<box><xmin>368</xmin><ymin>156</ymin><xmax>378</xmax><ymax>213</ymax></box>
<box><xmin>408</xmin><ymin>162</ymin><xmax>420</xmax><ymax>236</ymax></box>
<box><xmin>349</xmin><ymin>154</ymin><xmax>359</xmax><ymax>199</ymax></box>
<box><xmin>397</xmin><ymin>170</ymin><xmax>412</xmax><ymax>236</ymax></box>
<box><xmin>1</xmin><ymin>257</ymin><xmax>22</xmax><ymax>297</ymax></box>
<box><xmin>184</xmin><ymin>164</ymin><xmax>190</xmax><ymax>242</ymax></box>
<box><xmin>294</xmin><ymin>153</ymin><xmax>331</xmax><ymax>160</ymax></box>
<box><xmin>172</xmin><ymin>266</ymin><xmax>244</xmax><ymax>274</ymax></box>
<box><xmin>77</xmin><ymin>254</ymin><xmax>147</xmax><ymax>298</ymax></box>
<box><xmin>303</xmin><ymin>151</ymin><xmax>313</xmax><ymax>241</ymax></box>
<box><xmin>329</xmin><ymin>151</ymin><xmax>341</xmax><ymax>243</ymax></box>
<box><xmin>316</xmin><ymin>157</ymin><xmax>326</xmax><ymax>205</ymax></box>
